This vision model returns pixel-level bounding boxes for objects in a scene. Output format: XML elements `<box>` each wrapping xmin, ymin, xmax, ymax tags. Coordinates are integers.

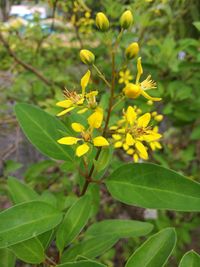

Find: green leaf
<box><xmin>61</xmin><ymin>236</ymin><xmax>117</xmax><ymax>263</ymax></box>
<box><xmin>0</xmin><ymin>201</ymin><xmax>62</xmax><ymax>248</ymax></box>
<box><xmin>0</xmin><ymin>249</ymin><xmax>15</xmax><ymax>267</ymax></box>
<box><xmin>4</xmin><ymin>160</ymin><xmax>23</xmax><ymax>176</ymax></box>
<box><xmin>193</xmin><ymin>21</ymin><xmax>200</xmax><ymax>31</ymax></box>
<box><xmin>125</xmin><ymin>228</ymin><xmax>176</xmax><ymax>267</ymax></box>
<box><xmin>15</xmin><ymin>103</ymin><xmax>73</xmax><ymax>161</ymax></box>
<box><xmin>179</xmin><ymin>250</ymin><xmax>200</xmax><ymax>267</ymax></box>
<box><xmin>38</xmin><ymin>230</ymin><xmax>54</xmax><ymax>249</ymax></box>
<box><xmin>57</xmin><ymin>259</ymin><xmax>106</xmax><ymax>267</ymax></box>
<box><xmin>10</xmin><ymin>238</ymin><xmax>45</xmax><ymax>264</ymax></box>
<box><xmin>85</xmin><ymin>219</ymin><xmax>153</xmax><ymax>239</ymax></box>
<box><xmin>190</xmin><ymin>126</ymin><xmax>200</xmax><ymax>140</ymax></box>
<box><xmin>7</xmin><ymin>177</ymin><xmax>38</xmax><ymax>204</ymax></box>
<box><xmin>56</xmin><ymin>195</ymin><xmax>91</xmax><ymax>253</ymax></box>
<box><xmin>106</xmin><ymin>163</ymin><xmax>200</xmax><ymax>211</ymax></box>
<box><xmin>94</xmin><ymin>147</ymin><xmax>113</xmax><ymax>173</ymax></box>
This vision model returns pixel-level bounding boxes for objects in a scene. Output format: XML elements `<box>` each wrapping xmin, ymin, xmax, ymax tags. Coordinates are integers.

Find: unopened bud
<box><xmin>123</xmin><ymin>83</ymin><xmax>141</xmax><ymax>99</ymax></box>
<box><xmin>95</xmin><ymin>12</ymin><xmax>109</xmax><ymax>32</ymax></box>
<box><xmin>120</xmin><ymin>10</ymin><xmax>133</xmax><ymax>29</ymax></box>
<box><xmin>125</xmin><ymin>42</ymin><xmax>139</xmax><ymax>60</ymax></box>
<box><xmin>155</xmin><ymin>115</ymin><xmax>163</xmax><ymax>122</ymax></box>
<box><xmin>80</xmin><ymin>49</ymin><xmax>95</xmax><ymax>65</ymax></box>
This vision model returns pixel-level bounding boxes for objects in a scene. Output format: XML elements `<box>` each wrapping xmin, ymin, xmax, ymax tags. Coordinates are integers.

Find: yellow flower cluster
<box><xmin>56</xmin><ymin>9</ymin><xmax>163</xmax><ymax>162</ymax></box>
<box><xmin>110</xmin><ymin>106</ymin><xmax>162</xmax><ymax>162</ymax></box>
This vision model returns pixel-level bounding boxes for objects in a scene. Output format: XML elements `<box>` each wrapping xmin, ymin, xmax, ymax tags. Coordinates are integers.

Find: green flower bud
<box><xmin>80</xmin><ymin>49</ymin><xmax>95</xmax><ymax>65</ymax></box>
<box><xmin>120</xmin><ymin>10</ymin><xmax>133</xmax><ymax>29</ymax></box>
<box><xmin>95</xmin><ymin>12</ymin><xmax>110</xmax><ymax>32</ymax></box>
<box><xmin>125</xmin><ymin>42</ymin><xmax>139</xmax><ymax>60</ymax></box>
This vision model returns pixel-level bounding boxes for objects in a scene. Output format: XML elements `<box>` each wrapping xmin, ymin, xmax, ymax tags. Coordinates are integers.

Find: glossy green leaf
<box><xmin>0</xmin><ymin>249</ymin><xmax>15</xmax><ymax>267</ymax></box>
<box><xmin>125</xmin><ymin>228</ymin><xmax>176</xmax><ymax>267</ymax></box>
<box><xmin>86</xmin><ymin>219</ymin><xmax>153</xmax><ymax>239</ymax></box>
<box><xmin>179</xmin><ymin>250</ymin><xmax>200</xmax><ymax>267</ymax></box>
<box><xmin>61</xmin><ymin>236</ymin><xmax>117</xmax><ymax>263</ymax></box>
<box><xmin>56</xmin><ymin>195</ymin><xmax>91</xmax><ymax>253</ymax></box>
<box><xmin>106</xmin><ymin>163</ymin><xmax>200</xmax><ymax>211</ymax></box>
<box><xmin>10</xmin><ymin>238</ymin><xmax>45</xmax><ymax>264</ymax></box>
<box><xmin>15</xmin><ymin>103</ymin><xmax>73</xmax><ymax>161</ymax></box>
<box><xmin>7</xmin><ymin>177</ymin><xmax>38</xmax><ymax>204</ymax></box>
<box><xmin>38</xmin><ymin>230</ymin><xmax>54</xmax><ymax>249</ymax></box>
<box><xmin>0</xmin><ymin>201</ymin><xmax>62</xmax><ymax>248</ymax></box>
<box><xmin>57</xmin><ymin>259</ymin><xmax>106</xmax><ymax>267</ymax></box>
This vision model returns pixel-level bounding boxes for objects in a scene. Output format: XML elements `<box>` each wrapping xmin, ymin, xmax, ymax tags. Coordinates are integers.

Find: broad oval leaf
<box><xmin>57</xmin><ymin>259</ymin><xmax>106</xmax><ymax>267</ymax></box>
<box><xmin>56</xmin><ymin>195</ymin><xmax>91</xmax><ymax>253</ymax></box>
<box><xmin>10</xmin><ymin>238</ymin><xmax>45</xmax><ymax>264</ymax></box>
<box><xmin>0</xmin><ymin>249</ymin><xmax>15</xmax><ymax>267</ymax></box>
<box><xmin>15</xmin><ymin>103</ymin><xmax>73</xmax><ymax>161</ymax></box>
<box><xmin>7</xmin><ymin>177</ymin><xmax>38</xmax><ymax>204</ymax></box>
<box><xmin>61</xmin><ymin>236</ymin><xmax>117</xmax><ymax>263</ymax></box>
<box><xmin>0</xmin><ymin>201</ymin><xmax>62</xmax><ymax>248</ymax></box>
<box><xmin>106</xmin><ymin>163</ymin><xmax>200</xmax><ymax>211</ymax></box>
<box><xmin>85</xmin><ymin>219</ymin><xmax>153</xmax><ymax>239</ymax></box>
<box><xmin>179</xmin><ymin>250</ymin><xmax>200</xmax><ymax>267</ymax></box>
<box><xmin>125</xmin><ymin>228</ymin><xmax>176</xmax><ymax>267</ymax></box>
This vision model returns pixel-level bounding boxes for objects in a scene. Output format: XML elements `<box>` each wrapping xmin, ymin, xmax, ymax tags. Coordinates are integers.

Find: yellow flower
<box><xmin>110</xmin><ymin>106</ymin><xmax>162</xmax><ymax>162</ymax></box>
<box><xmin>57</xmin><ymin>109</ymin><xmax>109</xmax><ymax>157</ymax></box>
<box><xmin>56</xmin><ymin>70</ymin><xmax>99</xmax><ymax>116</ymax></box>
<box><xmin>118</xmin><ymin>69</ymin><xmax>133</xmax><ymax>84</ymax></box>
<box><xmin>123</xmin><ymin>57</ymin><xmax>161</xmax><ymax>101</ymax></box>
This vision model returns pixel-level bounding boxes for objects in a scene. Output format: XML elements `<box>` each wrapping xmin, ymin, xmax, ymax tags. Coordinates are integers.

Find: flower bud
<box><xmin>125</xmin><ymin>42</ymin><xmax>139</xmax><ymax>60</ymax></box>
<box><xmin>120</xmin><ymin>10</ymin><xmax>133</xmax><ymax>29</ymax></box>
<box><xmin>155</xmin><ymin>114</ymin><xmax>163</xmax><ymax>122</ymax></box>
<box><xmin>80</xmin><ymin>49</ymin><xmax>95</xmax><ymax>65</ymax></box>
<box><xmin>95</xmin><ymin>12</ymin><xmax>110</xmax><ymax>32</ymax></box>
<box><xmin>123</xmin><ymin>83</ymin><xmax>141</xmax><ymax>99</ymax></box>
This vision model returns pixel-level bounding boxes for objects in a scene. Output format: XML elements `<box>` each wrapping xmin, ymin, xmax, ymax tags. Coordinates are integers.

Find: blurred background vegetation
<box><xmin>0</xmin><ymin>0</ymin><xmax>200</xmax><ymax>266</ymax></box>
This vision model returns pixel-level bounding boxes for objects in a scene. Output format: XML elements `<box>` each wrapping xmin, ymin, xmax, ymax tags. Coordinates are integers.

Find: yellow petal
<box><xmin>112</xmin><ymin>134</ymin><xmax>122</xmax><ymax>141</ymax></box>
<box><xmin>137</xmin><ymin>113</ymin><xmax>151</xmax><ymax>128</ymax></box>
<box><xmin>127</xmin><ymin>148</ymin><xmax>134</xmax><ymax>155</ymax></box>
<box><xmin>71</xmin><ymin>123</ymin><xmax>85</xmax><ymax>132</ymax></box>
<box><xmin>126</xmin><ymin>106</ymin><xmax>137</xmax><ymax>125</ymax></box>
<box><xmin>76</xmin><ymin>143</ymin><xmax>90</xmax><ymax>157</ymax></box>
<box><xmin>77</xmin><ymin>108</ymin><xmax>88</xmax><ymax>114</ymax></box>
<box><xmin>88</xmin><ymin>107</ymin><xmax>103</xmax><ymax>129</ymax></box>
<box><xmin>123</xmin><ymin>143</ymin><xmax>129</xmax><ymax>151</ymax></box>
<box><xmin>114</xmin><ymin>141</ymin><xmax>123</xmax><ymax>148</ymax></box>
<box><xmin>126</xmin><ymin>133</ymin><xmax>134</xmax><ymax>146</ymax></box>
<box><xmin>133</xmin><ymin>153</ymin><xmax>139</xmax><ymax>162</ymax></box>
<box><xmin>56</xmin><ymin>99</ymin><xmax>73</xmax><ymax>108</ymax></box>
<box><xmin>57</xmin><ymin>107</ymin><xmax>75</xmax><ymax>116</ymax></box>
<box><xmin>81</xmin><ymin>70</ymin><xmax>91</xmax><ymax>96</ymax></box>
<box><xmin>141</xmin><ymin>90</ymin><xmax>162</xmax><ymax>101</ymax></box>
<box><xmin>136</xmin><ymin>57</ymin><xmax>143</xmax><ymax>84</ymax></box>
<box><xmin>57</xmin><ymin>136</ymin><xmax>80</xmax><ymax>145</ymax></box>
<box><xmin>93</xmin><ymin>136</ymin><xmax>109</xmax><ymax>146</ymax></box>
<box><xmin>135</xmin><ymin>141</ymin><xmax>148</xmax><ymax>160</ymax></box>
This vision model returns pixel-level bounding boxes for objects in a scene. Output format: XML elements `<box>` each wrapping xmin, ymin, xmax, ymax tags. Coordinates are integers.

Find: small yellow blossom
<box><xmin>118</xmin><ymin>69</ymin><xmax>133</xmax><ymax>84</ymax></box>
<box><xmin>56</xmin><ymin>70</ymin><xmax>98</xmax><ymax>116</ymax></box>
<box><xmin>57</xmin><ymin>109</ymin><xmax>109</xmax><ymax>157</ymax></box>
<box><xmin>110</xmin><ymin>106</ymin><xmax>162</xmax><ymax>161</ymax></box>
<box><xmin>123</xmin><ymin>57</ymin><xmax>161</xmax><ymax>101</ymax></box>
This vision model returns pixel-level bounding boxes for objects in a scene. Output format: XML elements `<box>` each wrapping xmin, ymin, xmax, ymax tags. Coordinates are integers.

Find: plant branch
<box><xmin>80</xmin><ymin>47</ymin><xmax>116</xmax><ymax>196</ymax></box>
<box><xmin>0</xmin><ymin>32</ymin><xmax>62</xmax><ymax>92</ymax></box>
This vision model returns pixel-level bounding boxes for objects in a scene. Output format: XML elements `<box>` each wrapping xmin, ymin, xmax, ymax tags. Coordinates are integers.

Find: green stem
<box><xmin>92</xmin><ymin>64</ymin><xmax>111</xmax><ymax>88</ymax></box>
